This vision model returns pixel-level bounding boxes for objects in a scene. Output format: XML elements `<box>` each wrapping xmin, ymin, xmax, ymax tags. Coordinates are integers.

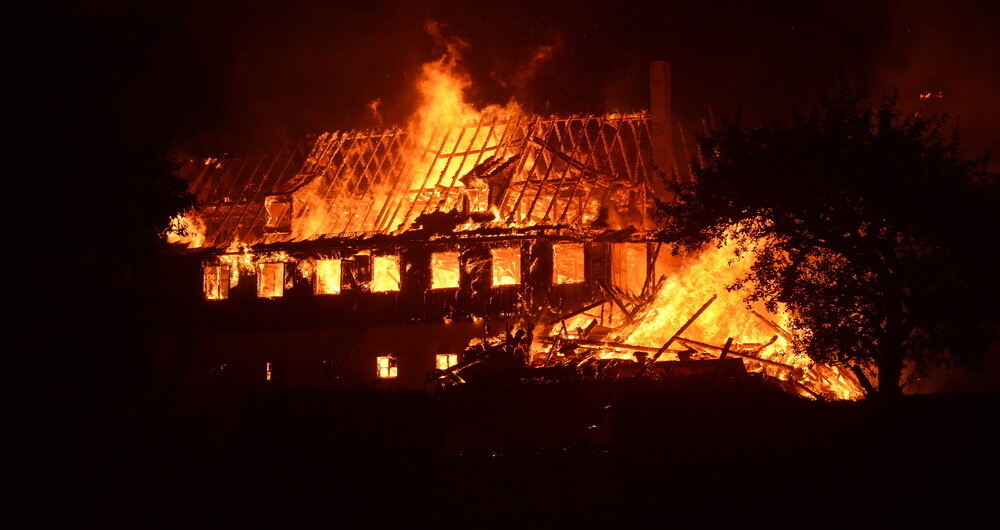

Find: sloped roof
<box><xmin>181</xmin><ymin>112</ymin><xmax>663</xmax><ymax>249</ymax></box>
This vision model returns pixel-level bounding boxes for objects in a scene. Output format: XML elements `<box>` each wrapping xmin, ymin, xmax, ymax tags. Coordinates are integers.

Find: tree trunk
<box><xmin>877</xmin><ymin>247</ymin><xmax>906</xmax><ymax>399</ymax></box>
<box><xmin>876</xmin><ymin>351</ymin><xmax>903</xmax><ymax>398</ymax></box>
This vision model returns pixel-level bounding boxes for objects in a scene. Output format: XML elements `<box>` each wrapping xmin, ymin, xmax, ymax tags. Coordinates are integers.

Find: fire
<box><xmin>622</xmin><ymin>240</ymin><xmax>774</xmax><ymax>348</ymax></box>
<box><xmin>166</xmin><ymin>212</ymin><xmax>205</xmax><ymax>248</ymax></box>
<box><xmin>431</xmin><ymin>251</ymin><xmax>461</xmax><ymax>289</ymax></box>
<box><xmin>171</xmin><ymin>27</ymin><xmax>652</xmax><ymax>249</ymax></box>
<box><xmin>552</xmin><ymin>243</ymin><xmax>585</xmax><ymax>284</ymax></box>
<box><xmin>491</xmin><ymin>247</ymin><xmax>521</xmax><ymax>286</ymax></box>
<box><xmin>257</xmin><ymin>262</ymin><xmax>285</xmax><ymax>298</ymax></box>
<box><xmin>280</xmin><ymin>25</ymin><xmax>523</xmax><ymax>242</ymax></box>
<box><xmin>612</xmin><ymin>240</ymin><xmax>866</xmax><ymax>400</ymax></box>
<box><xmin>203</xmin><ymin>265</ymin><xmax>230</xmax><ymax>300</ymax></box>
<box><xmin>535</xmin><ymin>238</ymin><xmax>867</xmax><ymax>400</ymax></box>
<box><xmin>405</xmin><ymin>34</ymin><xmax>521</xmax><ymax>194</ymax></box>
<box><xmin>176</xmin><ymin>30</ymin><xmax>867</xmax><ymax>401</ymax></box>
<box><xmin>371</xmin><ymin>255</ymin><xmax>401</xmax><ymax>292</ymax></box>
<box><xmin>368</xmin><ymin>98</ymin><xmax>383</xmax><ymax>125</ymax></box>
<box><xmin>313</xmin><ymin>258</ymin><xmax>342</xmax><ymax>295</ymax></box>
<box><xmin>212</xmin><ymin>240</ymin><xmax>291</xmax><ymax>294</ymax></box>
<box><xmin>217</xmin><ymin>240</ymin><xmax>254</xmax><ymax>288</ymax></box>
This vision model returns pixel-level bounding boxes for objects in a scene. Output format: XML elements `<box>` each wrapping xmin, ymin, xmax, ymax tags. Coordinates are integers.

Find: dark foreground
<box><xmin>17</xmin><ymin>379</ymin><xmax>1000</xmax><ymax>528</ymax></box>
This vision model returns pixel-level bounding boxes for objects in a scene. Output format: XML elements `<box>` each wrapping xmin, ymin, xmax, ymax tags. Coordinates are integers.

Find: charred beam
<box><xmin>751</xmin><ymin>310</ymin><xmax>794</xmax><ymax>342</ymax></box>
<box><xmin>719</xmin><ymin>337</ymin><xmax>734</xmax><ymax>359</ymax></box>
<box><xmin>676</xmin><ymin>337</ymin><xmax>796</xmax><ymax>371</ymax></box>
<box><xmin>537</xmin><ymin>336</ymin><xmax>691</xmax><ymax>355</ymax></box>
<box><xmin>598</xmin><ymin>280</ymin><xmax>635</xmax><ymax>323</ymax></box>
<box><xmin>648</xmin><ymin>294</ymin><xmax>717</xmax><ymax>363</ymax></box>
<box><xmin>545</xmin><ymin>298</ymin><xmax>606</xmax><ymax>326</ymax></box>
<box><xmin>529</xmin><ymin>136</ymin><xmax>609</xmax><ymax>179</ymax></box>
<box><xmin>747</xmin><ymin>335</ymin><xmax>778</xmax><ymax>354</ymax></box>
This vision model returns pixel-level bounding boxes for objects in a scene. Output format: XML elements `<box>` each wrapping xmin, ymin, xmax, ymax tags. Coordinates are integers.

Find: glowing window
<box><xmin>491</xmin><ymin>247</ymin><xmax>521</xmax><ymax>286</ymax></box>
<box><xmin>552</xmin><ymin>243</ymin><xmax>585</xmax><ymax>284</ymax></box>
<box><xmin>314</xmin><ymin>259</ymin><xmax>342</xmax><ymax>295</ymax></box>
<box><xmin>376</xmin><ymin>355</ymin><xmax>398</xmax><ymax>379</ymax></box>
<box><xmin>612</xmin><ymin>243</ymin><xmax>647</xmax><ymax>294</ymax></box>
<box><xmin>211</xmin><ymin>362</ymin><xmax>230</xmax><ymax>379</ymax></box>
<box><xmin>371</xmin><ymin>255</ymin><xmax>401</xmax><ymax>292</ymax></box>
<box><xmin>431</xmin><ymin>251</ymin><xmax>460</xmax><ymax>289</ymax></box>
<box><xmin>436</xmin><ymin>353</ymin><xmax>459</xmax><ymax>370</ymax></box>
<box><xmin>257</xmin><ymin>263</ymin><xmax>285</xmax><ymax>298</ymax></box>
<box><xmin>264</xmin><ymin>360</ymin><xmax>282</xmax><ymax>382</ymax></box>
<box><xmin>264</xmin><ymin>195</ymin><xmax>291</xmax><ymax>232</ymax></box>
<box><xmin>203</xmin><ymin>265</ymin><xmax>231</xmax><ymax>300</ymax></box>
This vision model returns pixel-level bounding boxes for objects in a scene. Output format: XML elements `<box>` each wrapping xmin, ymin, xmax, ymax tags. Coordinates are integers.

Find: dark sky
<box><xmin>22</xmin><ymin>1</ymin><xmax>1000</xmax><ymax>158</ymax></box>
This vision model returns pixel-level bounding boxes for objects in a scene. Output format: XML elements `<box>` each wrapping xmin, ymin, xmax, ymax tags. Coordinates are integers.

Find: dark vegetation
<box><xmin>659</xmin><ymin>86</ymin><xmax>1000</xmax><ymax>397</ymax></box>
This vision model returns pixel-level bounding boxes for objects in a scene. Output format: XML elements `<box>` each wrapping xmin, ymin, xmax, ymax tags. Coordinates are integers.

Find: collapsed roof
<box><xmin>181</xmin><ymin>112</ymin><xmax>668</xmax><ymax>249</ymax></box>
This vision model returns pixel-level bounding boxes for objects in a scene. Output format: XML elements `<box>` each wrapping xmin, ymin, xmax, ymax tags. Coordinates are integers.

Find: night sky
<box><xmin>21</xmin><ymin>1</ymin><xmax>999</xmax><ymax>160</ymax></box>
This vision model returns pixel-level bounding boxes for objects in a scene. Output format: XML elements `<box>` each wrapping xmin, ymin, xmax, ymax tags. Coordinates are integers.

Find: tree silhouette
<box><xmin>11</xmin><ymin>5</ymin><xmax>194</xmax><ymax>407</ymax></box>
<box><xmin>659</xmin><ymin>87</ymin><xmax>999</xmax><ymax>397</ymax></box>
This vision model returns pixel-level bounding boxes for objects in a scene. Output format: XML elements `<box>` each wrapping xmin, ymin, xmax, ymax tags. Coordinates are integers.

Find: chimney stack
<box><xmin>649</xmin><ymin>61</ymin><xmax>676</xmax><ymax>197</ymax></box>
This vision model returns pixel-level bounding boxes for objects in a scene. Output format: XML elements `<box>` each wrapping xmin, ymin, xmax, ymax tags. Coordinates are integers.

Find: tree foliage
<box><xmin>659</xmin><ymin>87</ymin><xmax>1000</xmax><ymax>396</ymax></box>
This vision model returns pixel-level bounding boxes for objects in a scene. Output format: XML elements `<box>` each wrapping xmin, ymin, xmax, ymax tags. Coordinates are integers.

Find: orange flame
<box><xmin>617</xmin><ymin>240</ymin><xmax>865</xmax><ymax>400</ymax></box>
<box><xmin>313</xmin><ymin>258</ymin><xmax>342</xmax><ymax>295</ymax></box>
<box><xmin>285</xmin><ymin>24</ymin><xmax>523</xmax><ymax>240</ymax></box>
<box><xmin>166</xmin><ymin>212</ymin><xmax>205</xmax><ymax>248</ymax></box>
<box><xmin>491</xmin><ymin>247</ymin><xmax>521</xmax><ymax>286</ymax></box>
<box><xmin>540</xmin><ymin>239</ymin><xmax>867</xmax><ymax>400</ymax></box>
<box><xmin>371</xmin><ymin>255</ymin><xmax>401</xmax><ymax>292</ymax></box>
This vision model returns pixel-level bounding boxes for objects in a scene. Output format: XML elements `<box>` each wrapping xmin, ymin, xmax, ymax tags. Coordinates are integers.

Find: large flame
<box><xmin>622</xmin><ymin>240</ymin><xmax>779</xmax><ymax>348</ymax></box>
<box><xmin>548</xmin><ymin>239</ymin><xmax>867</xmax><ymax>400</ymax></box>
<box><xmin>284</xmin><ymin>27</ymin><xmax>523</xmax><ymax>241</ymax></box>
<box><xmin>405</xmin><ymin>32</ymin><xmax>522</xmax><ymax>193</ymax></box>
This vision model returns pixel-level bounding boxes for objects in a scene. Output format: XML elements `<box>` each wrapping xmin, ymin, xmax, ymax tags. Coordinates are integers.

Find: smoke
<box><xmin>424</xmin><ymin>19</ymin><xmax>469</xmax><ymax>63</ymax></box>
<box><xmin>70</xmin><ymin>1</ymin><xmax>996</xmax><ymax>164</ymax></box>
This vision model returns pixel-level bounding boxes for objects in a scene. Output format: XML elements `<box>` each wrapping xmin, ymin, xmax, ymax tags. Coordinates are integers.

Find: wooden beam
<box><xmin>751</xmin><ymin>310</ymin><xmax>793</xmax><ymax>342</ymax></box>
<box><xmin>747</xmin><ymin>335</ymin><xmax>778</xmax><ymax>354</ymax></box>
<box><xmin>792</xmin><ymin>380</ymin><xmax>822</xmax><ymax>400</ymax></box>
<box><xmin>675</xmin><ymin>337</ymin><xmax>797</xmax><ymax>371</ymax></box>
<box><xmin>598</xmin><ymin>280</ymin><xmax>635</xmax><ymax>323</ymax></box>
<box><xmin>634</xmin><ymin>294</ymin><xmax>718</xmax><ymax>378</ymax></box>
<box><xmin>545</xmin><ymin>298</ymin><xmax>606</xmax><ymax>326</ymax></box>
<box><xmin>719</xmin><ymin>337</ymin><xmax>734</xmax><ymax>359</ymax></box>
<box><xmin>537</xmin><ymin>336</ymin><xmax>689</xmax><ymax>355</ymax></box>
<box><xmin>648</xmin><ymin>294</ymin><xmax>717</xmax><ymax>363</ymax></box>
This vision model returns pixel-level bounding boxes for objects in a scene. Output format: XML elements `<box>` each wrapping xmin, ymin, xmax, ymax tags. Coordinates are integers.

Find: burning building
<box><xmin>159</xmin><ymin>57</ymin><xmax>867</xmax><ymax>402</ymax></box>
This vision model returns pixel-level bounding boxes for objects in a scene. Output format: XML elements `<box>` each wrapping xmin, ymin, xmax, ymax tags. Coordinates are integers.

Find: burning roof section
<box><xmin>179</xmin><ymin>112</ymin><xmax>660</xmax><ymax>249</ymax></box>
